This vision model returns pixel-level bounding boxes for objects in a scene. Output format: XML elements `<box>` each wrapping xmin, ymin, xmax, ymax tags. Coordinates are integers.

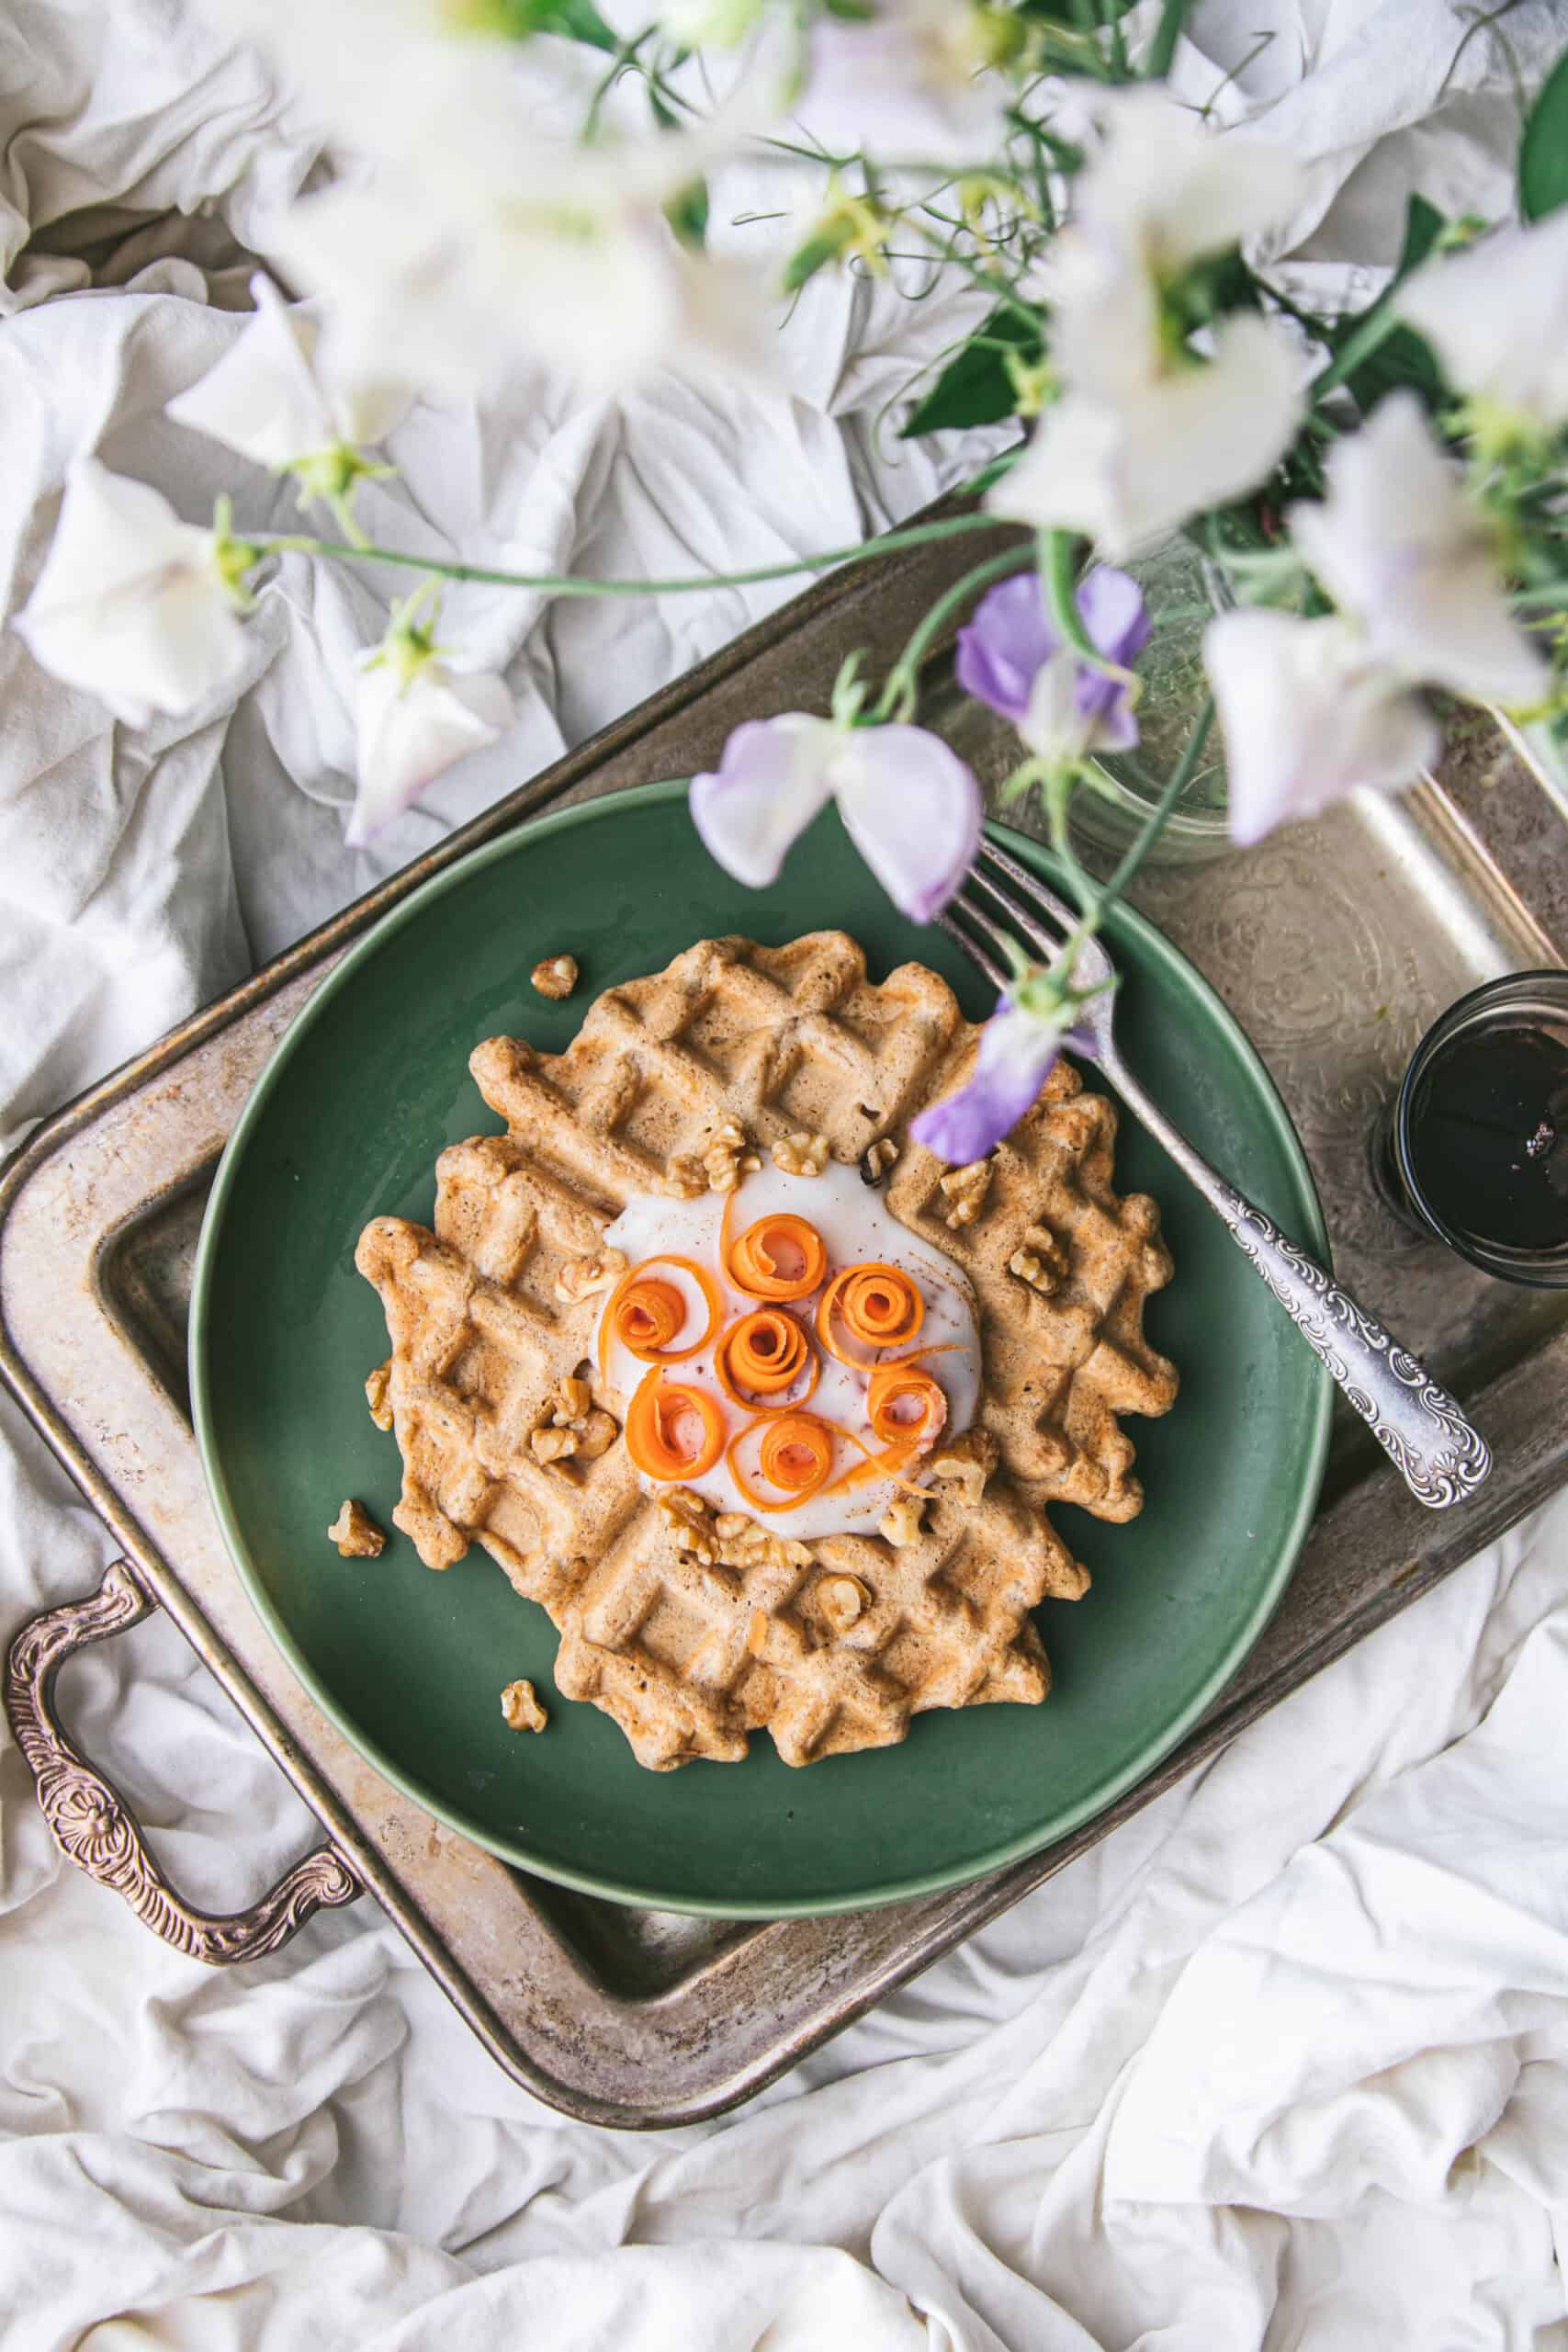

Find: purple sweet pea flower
<box><xmin>909</xmin><ymin>992</ymin><xmax>1069</xmax><ymax>1163</ymax></box>
<box><xmin>690</xmin><ymin>710</ymin><xmax>982</xmax><ymax>923</ymax></box>
<box><xmin>956</xmin><ymin>567</ymin><xmax>1151</xmax><ymax>763</ymax></box>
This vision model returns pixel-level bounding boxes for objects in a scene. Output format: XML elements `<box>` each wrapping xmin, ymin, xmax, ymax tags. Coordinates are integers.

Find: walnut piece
<box><xmin>860</xmin><ymin>1137</ymin><xmax>899</xmax><ymax>1186</ymax></box>
<box><xmin>772</xmin><ymin>1129</ymin><xmax>829</xmax><ymax>1179</ymax></box>
<box><xmin>551</xmin><ymin>1375</ymin><xmax>592</xmax><ymax>1422</ymax></box>
<box><xmin>530</xmin><ymin>953</ymin><xmax>578</xmax><ymax>1001</ymax></box>
<box><xmin>703</xmin><ymin>1118</ymin><xmax>750</xmax><ymax>1194</ymax></box>
<box><xmin>659</xmin><ymin>1488</ymin><xmax>719</xmax><ymax>1564</ymax></box>
<box><xmin>554</xmin><ymin>1247</ymin><xmax>627</xmax><ymax>1305</ymax></box>
<box><xmin>664</xmin><ymin>1152</ymin><xmax>708</xmax><ymax>1200</ymax></box>
<box><xmin>530</xmin><ymin>1426</ymin><xmax>578</xmax><ymax>1466</ymax></box>
<box><xmin>365</xmin><ymin>1361</ymin><xmax>393</xmax><ymax>1431</ymax></box>
<box><xmin>939</xmin><ymin>1158</ymin><xmax>992</xmax><ymax>1230</ymax></box>
<box><xmin>1010</xmin><ymin>1222</ymin><xmax>1071</xmax><ymax>1296</ymax></box>
<box><xmin>327</xmin><ymin>1499</ymin><xmax>386</xmax><ymax>1558</ymax></box>
<box><xmin>710</xmin><ymin>1510</ymin><xmax>810</xmax><ymax>1572</ymax></box>
<box><xmin>927</xmin><ymin>1427</ymin><xmax>999</xmax><ymax>1503</ymax></box>
<box><xmin>501</xmin><ymin>1679</ymin><xmax>549</xmax><ymax>1733</ymax></box>
<box><xmin>817</xmin><ymin>1573</ymin><xmax>871</xmax><ymax>1634</ymax></box>
<box><xmin>879</xmin><ymin>1495</ymin><xmax>927</xmax><ymax>1548</ymax></box>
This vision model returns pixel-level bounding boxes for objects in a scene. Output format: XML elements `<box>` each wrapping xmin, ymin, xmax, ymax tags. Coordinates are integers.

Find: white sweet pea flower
<box><xmin>349</xmin><ymin>587</ymin><xmax>515</xmax><ymax>845</ymax></box>
<box><xmin>991</xmin><ymin>311</ymin><xmax>1303</xmax><ymax>559</ymax></box>
<box><xmin>798</xmin><ymin>0</ymin><xmax>1017</xmax><ymax>165</ymax></box>
<box><xmin>14</xmin><ymin>460</ymin><xmax>256</xmax><ymax>726</ymax></box>
<box><xmin>165</xmin><ymin>275</ymin><xmax>411</xmax><ymax>520</ymax></box>
<box><xmin>1069</xmin><ymin>88</ymin><xmax>1304</xmax><ymax>278</ymax></box>
<box><xmin>271</xmin><ymin>160</ymin><xmax>778</xmax><ymax>402</ymax></box>
<box><xmin>1289</xmin><ymin>392</ymin><xmax>1546</xmax><ymax>709</ymax></box>
<box><xmin>1397</xmin><ymin>209</ymin><xmax>1568</xmax><ymax>440</ymax></box>
<box><xmin>990</xmin><ymin>96</ymin><xmax>1306</xmax><ymax>558</ymax></box>
<box><xmin>1205</xmin><ymin>609</ymin><xmax>1440</xmax><ymax>847</ymax></box>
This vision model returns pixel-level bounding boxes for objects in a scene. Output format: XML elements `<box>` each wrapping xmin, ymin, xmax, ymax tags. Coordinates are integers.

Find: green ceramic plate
<box><xmin>191</xmin><ymin>781</ymin><xmax>1331</xmax><ymax>1917</ymax></box>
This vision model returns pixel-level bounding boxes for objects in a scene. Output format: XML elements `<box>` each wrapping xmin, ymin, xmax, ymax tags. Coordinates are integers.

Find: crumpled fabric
<box><xmin>1</xmin><ymin>3</ymin><xmax>1565</xmax><ymax>2346</ymax></box>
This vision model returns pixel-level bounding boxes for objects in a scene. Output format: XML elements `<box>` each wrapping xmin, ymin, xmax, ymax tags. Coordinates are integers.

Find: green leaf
<box><xmin>1520</xmin><ymin>46</ymin><xmax>1568</xmax><ymax>220</ymax></box>
<box><xmin>1015</xmin><ymin>0</ymin><xmax>1133</xmax><ymax>20</ymax></box>
<box><xmin>900</xmin><ymin>308</ymin><xmax>1043</xmax><ymax>438</ymax></box>
<box><xmin>664</xmin><ymin>178</ymin><xmax>709</xmax><ymax>250</ymax></box>
<box><xmin>1145</xmin><ymin>0</ymin><xmax>1191</xmax><ymax>79</ymax></box>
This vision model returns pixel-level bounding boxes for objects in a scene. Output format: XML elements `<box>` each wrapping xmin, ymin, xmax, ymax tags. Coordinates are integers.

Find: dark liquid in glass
<box><xmin>1405</xmin><ymin>1017</ymin><xmax>1568</xmax><ymax>1252</ymax></box>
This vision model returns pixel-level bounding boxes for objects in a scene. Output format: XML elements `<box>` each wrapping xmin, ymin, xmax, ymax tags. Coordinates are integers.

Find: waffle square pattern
<box><xmin>356</xmin><ymin>933</ymin><xmax>1178</xmax><ymax>1769</ymax></box>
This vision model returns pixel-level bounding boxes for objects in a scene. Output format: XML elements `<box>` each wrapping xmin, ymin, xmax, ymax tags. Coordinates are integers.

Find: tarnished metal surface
<box><xmin>3</xmin><ymin>519</ymin><xmax>1567</xmax><ymax>2127</ymax></box>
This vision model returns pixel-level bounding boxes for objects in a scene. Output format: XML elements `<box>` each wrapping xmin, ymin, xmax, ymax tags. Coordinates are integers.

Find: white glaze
<box><xmin>598</xmin><ymin>1161</ymin><xmax>980</xmax><ymax>1539</ymax></box>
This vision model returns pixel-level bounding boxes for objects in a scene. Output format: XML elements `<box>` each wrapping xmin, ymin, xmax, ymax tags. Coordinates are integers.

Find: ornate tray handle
<box><xmin>5</xmin><ymin>1559</ymin><xmax>362</xmax><ymax>1962</ymax></box>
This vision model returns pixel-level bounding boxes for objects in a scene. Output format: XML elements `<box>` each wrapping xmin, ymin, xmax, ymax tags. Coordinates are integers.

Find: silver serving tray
<box><xmin>4</xmin><ymin>518</ymin><xmax>1567</xmax><ymax>2127</ymax></box>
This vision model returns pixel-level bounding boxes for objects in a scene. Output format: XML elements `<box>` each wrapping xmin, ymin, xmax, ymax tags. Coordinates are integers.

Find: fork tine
<box><xmin>966</xmin><ymin>862</ymin><xmax>1066</xmax><ymax>966</ymax></box>
<box><xmin>935</xmin><ymin>908</ymin><xmax>1007</xmax><ymax>992</ymax></box>
<box><xmin>953</xmin><ymin>885</ymin><xmax>1026</xmax><ymax>970</ymax></box>
<box><xmin>976</xmin><ymin>834</ymin><xmax>1079</xmax><ymax>934</ymax></box>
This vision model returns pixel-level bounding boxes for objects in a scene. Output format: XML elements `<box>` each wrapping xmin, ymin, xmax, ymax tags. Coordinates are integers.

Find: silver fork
<box><xmin>939</xmin><ymin>838</ymin><xmax>1492</xmax><ymax>1511</ymax></box>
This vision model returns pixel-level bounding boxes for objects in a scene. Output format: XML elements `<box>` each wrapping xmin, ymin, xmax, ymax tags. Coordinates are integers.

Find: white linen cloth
<box><xmin>2</xmin><ymin>2</ymin><xmax>1567</xmax><ymax>2343</ymax></box>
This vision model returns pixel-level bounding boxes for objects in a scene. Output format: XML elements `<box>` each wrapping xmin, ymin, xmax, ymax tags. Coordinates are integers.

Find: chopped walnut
<box><xmin>550</xmin><ymin>1375</ymin><xmax>592</xmax><ymax>1423</ymax></box>
<box><xmin>530</xmin><ymin>953</ymin><xmax>578</xmax><ymax>1001</ymax></box>
<box><xmin>927</xmin><ymin>1427</ymin><xmax>998</xmax><ymax>1503</ymax></box>
<box><xmin>772</xmin><ymin>1129</ymin><xmax>829</xmax><ymax>1179</ymax></box>
<box><xmin>501</xmin><ymin>1679</ymin><xmax>549</xmax><ymax>1732</ymax></box>
<box><xmin>554</xmin><ymin>1247</ymin><xmax>627</xmax><ymax>1305</ymax></box>
<box><xmin>530</xmin><ymin>1426</ymin><xmax>578</xmax><ymax>1466</ymax></box>
<box><xmin>1010</xmin><ymin>1223</ymin><xmax>1071</xmax><ymax>1295</ymax></box>
<box><xmin>709</xmin><ymin>1510</ymin><xmax>809</xmax><ymax>1573</ymax></box>
<box><xmin>860</xmin><ymin>1137</ymin><xmax>899</xmax><ymax>1186</ymax></box>
<box><xmin>880</xmin><ymin>1495</ymin><xmax>927</xmax><ymax>1548</ymax></box>
<box><xmin>573</xmin><ymin>1409</ymin><xmax>617</xmax><ymax>1461</ymax></box>
<box><xmin>939</xmin><ymin>1158</ymin><xmax>992</xmax><ymax>1230</ymax></box>
<box><xmin>327</xmin><ymin>1499</ymin><xmax>386</xmax><ymax>1558</ymax></box>
<box><xmin>659</xmin><ymin>1488</ymin><xmax>719</xmax><ymax>1564</ymax></box>
<box><xmin>817</xmin><ymin>1573</ymin><xmax>871</xmax><ymax>1634</ymax></box>
<box><xmin>703</xmin><ymin>1118</ymin><xmax>750</xmax><ymax>1193</ymax></box>
<box><xmin>365</xmin><ymin>1361</ymin><xmax>393</xmax><ymax>1431</ymax></box>
<box><xmin>664</xmin><ymin>1152</ymin><xmax>708</xmax><ymax>1200</ymax></box>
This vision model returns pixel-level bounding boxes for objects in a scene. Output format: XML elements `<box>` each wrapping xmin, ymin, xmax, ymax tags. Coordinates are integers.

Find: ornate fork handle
<box><xmin>1108</xmin><ymin>1056</ymin><xmax>1492</xmax><ymax>1510</ymax></box>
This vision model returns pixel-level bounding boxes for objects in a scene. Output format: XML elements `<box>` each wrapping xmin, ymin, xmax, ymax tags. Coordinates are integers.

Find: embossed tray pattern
<box><xmin>4</xmin><ymin>520</ymin><xmax>1568</xmax><ymax>2126</ymax></box>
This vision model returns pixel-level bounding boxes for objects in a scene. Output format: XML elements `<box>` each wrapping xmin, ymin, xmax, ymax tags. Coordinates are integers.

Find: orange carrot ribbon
<box><xmin>727</xmin><ymin>1213</ymin><xmax>828</xmax><ymax>1303</ymax></box>
<box><xmin>817</xmin><ymin>1261</ymin><xmax>925</xmax><ymax>1363</ymax></box>
<box><xmin>714</xmin><ymin>1310</ymin><xmax>819</xmax><ymax>1412</ymax></box>
<box><xmin>625</xmin><ymin>1368</ymin><xmax>725</xmax><ymax>1481</ymax></box>
<box><xmin>600</xmin><ymin>1255</ymin><xmax>720</xmax><ymax>1385</ymax></box>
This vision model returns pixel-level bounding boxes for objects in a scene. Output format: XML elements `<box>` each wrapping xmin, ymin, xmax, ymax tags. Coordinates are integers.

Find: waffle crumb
<box><xmin>328</xmin><ymin>1499</ymin><xmax>386</xmax><ymax>1557</ymax></box>
<box><xmin>365</xmin><ymin>1361</ymin><xmax>393</xmax><ymax>1431</ymax></box>
<box><xmin>501</xmin><ymin>1679</ymin><xmax>549</xmax><ymax>1732</ymax></box>
<box><xmin>530</xmin><ymin>954</ymin><xmax>578</xmax><ymax>1001</ymax></box>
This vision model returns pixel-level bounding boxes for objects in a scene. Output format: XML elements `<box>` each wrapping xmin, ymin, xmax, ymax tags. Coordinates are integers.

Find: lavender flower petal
<box><xmin>955</xmin><ymin>573</ymin><xmax>1059</xmax><ymax>726</ymax></box>
<box><xmin>909</xmin><ymin>998</ymin><xmax>1065</xmax><ymax>1161</ymax></box>
<box><xmin>1072</xmin><ymin>565</ymin><xmax>1152</xmax><ymax>732</ymax></box>
<box><xmin>689</xmin><ymin>712</ymin><xmax>838</xmax><ymax>888</ymax></box>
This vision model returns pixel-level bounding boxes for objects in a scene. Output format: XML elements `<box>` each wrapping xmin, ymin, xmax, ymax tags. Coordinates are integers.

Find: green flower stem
<box><xmin>251</xmin><ymin>510</ymin><xmax>1005</xmax><ymax>599</ymax></box>
<box><xmin>1309</xmin><ymin>298</ymin><xmax>1405</xmax><ymax>402</ymax></box>
<box><xmin>1039</xmin><ymin>528</ymin><xmax>1139</xmax><ymax>684</ymax></box>
<box><xmin>1100</xmin><ymin>694</ymin><xmax>1214</xmax><ymax>900</ymax></box>
<box><xmin>874</xmin><ymin>542</ymin><xmax>1034</xmax><ymax>720</ymax></box>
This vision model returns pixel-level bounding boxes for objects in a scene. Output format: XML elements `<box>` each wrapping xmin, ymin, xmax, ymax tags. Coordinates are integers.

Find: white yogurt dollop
<box><xmin>598</xmin><ymin>1160</ymin><xmax>980</xmax><ymax>1540</ymax></box>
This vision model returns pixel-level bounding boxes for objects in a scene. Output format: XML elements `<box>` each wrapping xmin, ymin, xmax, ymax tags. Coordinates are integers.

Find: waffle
<box><xmin>355</xmin><ymin>932</ymin><xmax>1177</xmax><ymax>1769</ymax></box>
